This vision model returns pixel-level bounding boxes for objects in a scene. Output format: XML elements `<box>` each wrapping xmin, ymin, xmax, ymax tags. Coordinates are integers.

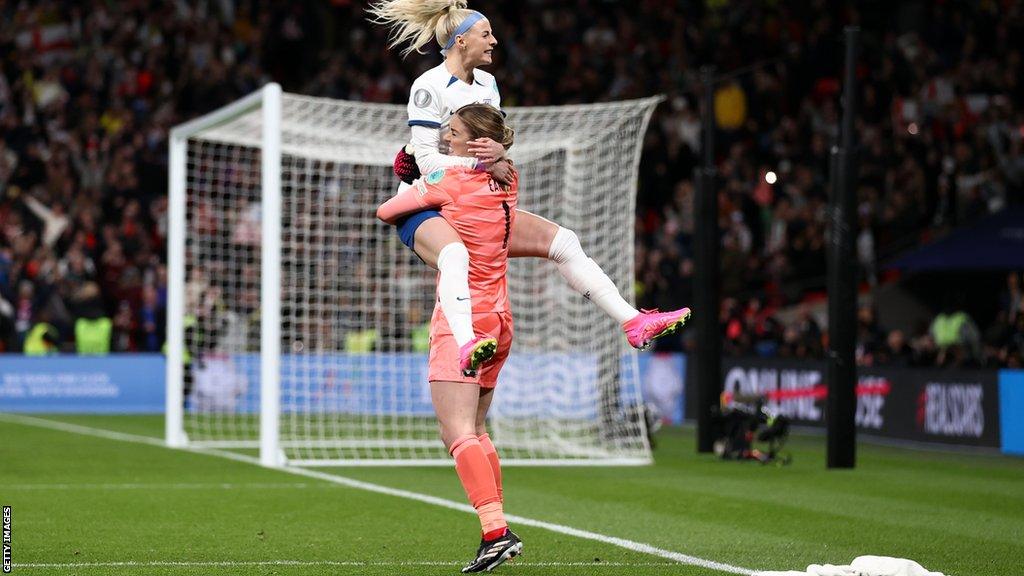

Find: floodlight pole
<box><xmin>826</xmin><ymin>27</ymin><xmax>860</xmax><ymax>469</ymax></box>
<box><xmin>694</xmin><ymin>66</ymin><xmax>720</xmax><ymax>453</ymax></box>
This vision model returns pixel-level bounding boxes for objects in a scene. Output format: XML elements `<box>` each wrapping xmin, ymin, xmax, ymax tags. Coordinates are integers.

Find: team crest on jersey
<box><xmin>414</xmin><ymin>89</ymin><xmax>432</xmax><ymax>108</ymax></box>
<box><xmin>425</xmin><ymin>169</ymin><xmax>445</xmax><ymax>184</ymax></box>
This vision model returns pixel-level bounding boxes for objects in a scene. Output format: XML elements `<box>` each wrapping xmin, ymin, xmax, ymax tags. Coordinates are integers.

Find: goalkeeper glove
<box><xmin>393</xmin><ymin>145</ymin><xmax>420</xmax><ymax>184</ymax></box>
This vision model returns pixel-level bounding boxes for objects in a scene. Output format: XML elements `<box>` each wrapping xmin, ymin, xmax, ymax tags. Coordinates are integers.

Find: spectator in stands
<box><xmin>1002</xmin><ymin>272</ymin><xmax>1023</xmax><ymax>321</ymax></box>
<box><xmin>930</xmin><ymin>296</ymin><xmax>982</xmax><ymax>367</ymax></box>
<box><xmin>876</xmin><ymin>329</ymin><xmax>914</xmax><ymax>368</ymax></box>
<box><xmin>856</xmin><ymin>305</ymin><xmax>885</xmax><ymax>366</ymax></box>
<box><xmin>71</xmin><ymin>281</ymin><xmax>111</xmax><ymax>354</ymax></box>
<box><xmin>0</xmin><ymin>0</ymin><xmax>1020</xmax><ymax>367</ymax></box>
<box><xmin>1008</xmin><ymin>312</ymin><xmax>1024</xmax><ymax>368</ymax></box>
<box><xmin>23</xmin><ymin>309</ymin><xmax>59</xmax><ymax>356</ymax></box>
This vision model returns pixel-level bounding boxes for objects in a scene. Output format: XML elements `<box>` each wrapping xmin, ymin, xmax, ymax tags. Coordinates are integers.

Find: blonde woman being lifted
<box><xmin>370</xmin><ymin>0</ymin><xmax>692</xmax><ymax>373</ymax></box>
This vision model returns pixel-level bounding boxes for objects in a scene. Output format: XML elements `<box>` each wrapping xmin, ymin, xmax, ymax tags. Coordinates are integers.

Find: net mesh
<box><xmin>179</xmin><ymin>92</ymin><xmax>661</xmax><ymax>465</ymax></box>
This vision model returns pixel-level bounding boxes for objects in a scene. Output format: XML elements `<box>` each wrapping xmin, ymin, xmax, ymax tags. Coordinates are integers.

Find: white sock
<box><xmin>436</xmin><ymin>243</ymin><xmax>475</xmax><ymax>347</ymax></box>
<box><xmin>547</xmin><ymin>227</ymin><xmax>638</xmax><ymax>325</ymax></box>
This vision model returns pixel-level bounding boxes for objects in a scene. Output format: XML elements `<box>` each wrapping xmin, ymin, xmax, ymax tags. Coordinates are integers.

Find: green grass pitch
<box><xmin>1</xmin><ymin>414</ymin><xmax>1021</xmax><ymax>575</ymax></box>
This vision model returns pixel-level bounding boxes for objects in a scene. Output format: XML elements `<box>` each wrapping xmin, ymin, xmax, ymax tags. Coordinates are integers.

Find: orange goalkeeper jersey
<box><xmin>377</xmin><ymin>167</ymin><xmax>519</xmax><ymax>313</ymax></box>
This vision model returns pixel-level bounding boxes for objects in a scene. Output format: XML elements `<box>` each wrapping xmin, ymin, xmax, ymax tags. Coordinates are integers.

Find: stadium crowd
<box><xmin>0</xmin><ymin>0</ymin><xmax>1021</xmax><ymax>367</ymax></box>
<box><xmin>717</xmin><ymin>272</ymin><xmax>1024</xmax><ymax>369</ymax></box>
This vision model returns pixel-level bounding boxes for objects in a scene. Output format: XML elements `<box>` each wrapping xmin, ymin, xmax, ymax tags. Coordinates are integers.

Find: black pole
<box><xmin>826</xmin><ymin>27</ymin><xmax>860</xmax><ymax>469</ymax></box>
<box><xmin>694</xmin><ymin>66</ymin><xmax>720</xmax><ymax>453</ymax></box>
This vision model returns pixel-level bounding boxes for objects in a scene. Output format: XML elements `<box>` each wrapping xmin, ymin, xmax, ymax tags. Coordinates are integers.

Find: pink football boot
<box><xmin>622</xmin><ymin>307</ymin><xmax>692</xmax><ymax>350</ymax></box>
<box><xmin>459</xmin><ymin>336</ymin><xmax>498</xmax><ymax>376</ymax></box>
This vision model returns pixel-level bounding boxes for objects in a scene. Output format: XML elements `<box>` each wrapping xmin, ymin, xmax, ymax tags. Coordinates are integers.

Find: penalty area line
<box><xmin>0</xmin><ymin>413</ymin><xmax>759</xmax><ymax>576</ymax></box>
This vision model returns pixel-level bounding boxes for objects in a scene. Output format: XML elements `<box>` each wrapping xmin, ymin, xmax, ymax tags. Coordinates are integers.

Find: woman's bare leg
<box><xmin>413</xmin><ymin>217</ymin><xmax>463</xmax><ymax>269</ymax></box>
<box><xmin>413</xmin><ymin>218</ymin><xmax>475</xmax><ymax>346</ymax></box>
<box><xmin>507</xmin><ymin>210</ymin><xmax>559</xmax><ymax>258</ymax></box>
<box><xmin>475</xmin><ymin>387</ymin><xmax>495</xmax><ymax>436</ymax></box>
<box><xmin>431</xmin><ymin>380</ymin><xmax>481</xmax><ymax>449</ymax></box>
<box><xmin>510</xmin><ymin>209</ymin><xmax>638</xmax><ymax>323</ymax></box>
<box><xmin>507</xmin><ymin>209</ymin><xmax>691</xmax><ymax>348</ymax></box>
<box><xmin>432</xmin><ymin>380</ymin><xmax>506</xmax><ymax>539</ymax></box>
<box><xmin>475</xmin><ymin>387</ymin><xmax>502</xmax><ymax>501</ymax></box>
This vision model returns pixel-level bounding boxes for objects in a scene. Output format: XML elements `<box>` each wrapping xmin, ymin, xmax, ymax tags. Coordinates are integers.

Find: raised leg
<box><xmin>412</xmin><ymin>218</ymin><xmax>475</xmax><ymax>347</ymax></box>
<box><xmin>510</xmin><ymin>209</ymin><xmax>638</xmax><ymax>324</ymax></box>
<box><xmin>413</xmin><ymin>217</ymin><xmax>462</xmax><ymax>269</ymax></box>
<box><xmin>507</xmin><ymin>209</ymin><xmax>559</xmax><ymax>258</ymax></box>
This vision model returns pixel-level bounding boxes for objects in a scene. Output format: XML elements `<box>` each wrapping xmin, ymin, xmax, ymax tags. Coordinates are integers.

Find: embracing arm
<box><xmin>412</xmin><ymin>127</ymin><xmax>513</xmax><ymax>186</ymax></box>
<box><xmin>411</xmin><ymin>127</ymin><xmax>510</xmax><ymax>171</ymax></box>
<box><xmin>406</xmin><ymin>79</ymin><xmax>478</xmax><ymax>174</ymax></box>
<box><xmin>410</xmin><ymin>125</ymin><xmax>479</xmax><ymax>174</ymax></box>
<box><xmin>376</xmin><ymin>179</ymin><xmax>449</xmax><ymax>225</ymax></box>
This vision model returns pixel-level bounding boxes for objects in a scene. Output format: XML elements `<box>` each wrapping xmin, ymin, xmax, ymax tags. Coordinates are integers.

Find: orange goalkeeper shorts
<box><xmin>428</xmin><ymin>307</ymin><xmax>513</xmax><ymax>388</ymax></box>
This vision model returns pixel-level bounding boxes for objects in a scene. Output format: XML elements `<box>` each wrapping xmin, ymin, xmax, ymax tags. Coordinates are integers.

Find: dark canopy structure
<box><xmin>888</xmin><ymin>208</ymin><xmax>1024</xmax><ymax>272</ymax></box>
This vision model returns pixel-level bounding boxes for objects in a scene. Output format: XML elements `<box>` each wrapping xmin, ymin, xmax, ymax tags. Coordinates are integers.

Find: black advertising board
<box><xmin>863</xmin><ymin>367</ymin><xmax>1000</xmax><ymax>448</ymax></box>
<box><xmin>685</xmin><ymin>357</ymin><xmax>1001</xmax><ymax>448</ymax></box>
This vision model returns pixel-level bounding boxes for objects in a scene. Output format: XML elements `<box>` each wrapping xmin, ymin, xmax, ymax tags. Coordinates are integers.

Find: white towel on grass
<box><xmin>759</xmin><ymin>555</ymin><xmax>945</xmax><ymax>576</ymax></box>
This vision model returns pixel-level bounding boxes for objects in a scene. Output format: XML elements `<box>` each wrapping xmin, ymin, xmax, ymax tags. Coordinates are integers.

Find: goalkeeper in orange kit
<box><xmin>378</xmin><ymin>103</ymin><xmax>522</xmax><ymax>572</ymax></box>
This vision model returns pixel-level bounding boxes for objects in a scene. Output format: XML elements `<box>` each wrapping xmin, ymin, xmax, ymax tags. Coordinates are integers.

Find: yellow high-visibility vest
<box><xmin>345</xmin><ymin>329</ymin><xmax>378</xmax><ymax>353</ymax></box>
<box><xmin>24</xmin><ymin>323</ymin><xmax>58</xmax><ymax>356</ymax></box>
<box><xmin>75</xmin><ymin>317</ymin><xmax>112</xmax><ymax>355</ymax></box>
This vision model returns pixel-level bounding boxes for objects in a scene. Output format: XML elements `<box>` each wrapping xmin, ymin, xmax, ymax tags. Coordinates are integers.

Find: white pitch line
<box><xmin>0</xmin><ymin>413</ymin><xmax>759</xmax><ymax>576</ymax></box>
<box><xmin>15</xmin><ymin>560</ymin><xmax>680</xmax><ymax>569</ymax></box>
<box><xmin>5</xmin><ymin>481</ymin><xmax>316</xmax><ymax>490</ymax></box>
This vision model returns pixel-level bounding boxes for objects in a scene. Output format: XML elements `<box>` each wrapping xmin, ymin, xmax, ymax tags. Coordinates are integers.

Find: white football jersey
<box><xmin>407</xmin><ymin>62</ymin><xmax>501</xmax><ymax>130</ymax></box>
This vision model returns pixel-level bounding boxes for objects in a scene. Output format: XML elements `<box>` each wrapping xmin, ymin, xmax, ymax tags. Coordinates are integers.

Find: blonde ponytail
<box><xmin>367</xmin><ymin>0</ymin><xmax>477</xmax><ymax>58</ymax></box>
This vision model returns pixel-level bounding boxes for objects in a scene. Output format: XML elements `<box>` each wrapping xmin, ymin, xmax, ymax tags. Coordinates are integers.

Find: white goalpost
<box><xmin>166</xmin><ymin>83</ymin><xmax>662</xmax><ymax>467</ymax></box>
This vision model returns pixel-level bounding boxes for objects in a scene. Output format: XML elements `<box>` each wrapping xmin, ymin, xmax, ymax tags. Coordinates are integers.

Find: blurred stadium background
<box><xmin>1</xmin><ymin>1</ymin><xmax>1023</xmax><ymax>575</ymax></box>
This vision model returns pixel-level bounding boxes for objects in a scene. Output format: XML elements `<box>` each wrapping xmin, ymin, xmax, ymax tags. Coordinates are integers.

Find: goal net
<box><xmin>166</xmin><ymin>84</ymin><xmax>661</xmax><ymax>466</ymax></box>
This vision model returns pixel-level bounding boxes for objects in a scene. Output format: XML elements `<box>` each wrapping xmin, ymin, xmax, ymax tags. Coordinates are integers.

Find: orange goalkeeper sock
<box><xmin>450</xmin><ymin>434</ymin><xmax>506</xmax><ymax>535</ymax></box>
<box><xmin>478</xmin><ymin>433</ymin><xmax>503</xmax><ymax>503</ymax></box>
